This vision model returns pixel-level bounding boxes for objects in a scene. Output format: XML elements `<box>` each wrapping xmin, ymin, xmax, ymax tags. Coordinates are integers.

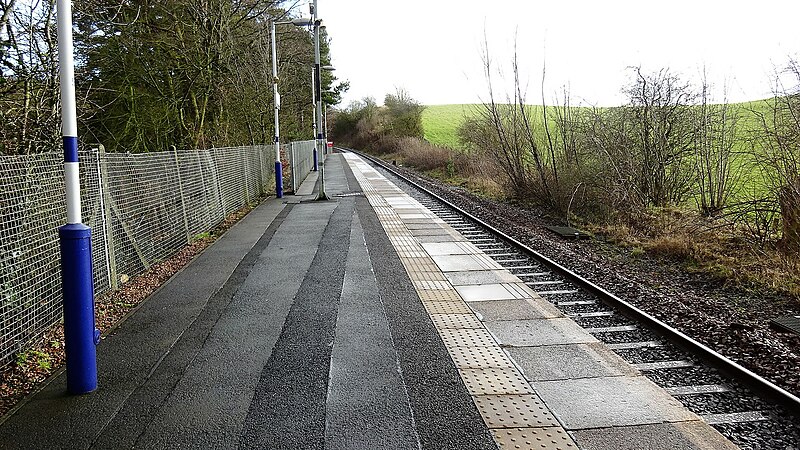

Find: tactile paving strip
<box><xmin>439</xmin><ymin>328</ymin><xmax>498</xmax><ymax>348</ymax></box>
<box><xmin>413</xmin><ymin>280</ymin><xmax>453</xmax><ymax>290</ymax></box>
<box><xmin>491</xmin><ymin>427</ymin><xmax>577</xmax><ymax>449</ymax></box>
<box><xmin>448</xmin><ymin>346</ymin><xmax>515</xmax><ymax>369</ymax></box>
<box><xmin>430</xmin><ymin>313</ymin><xmax>484</xmax><ymax>329</ymax></box>
<box><xmin>418</xmin><ymin>290</ymin><xmax>463</xmax><ymax>302</ymax></box>
<box><xmin>473</xmin><ymin>395</ymin><xmax>559</xmax><ymax>428</ymax></box>
<box><xmin>422</xmin><ymin>301</ymin><xmax>472</xmax><ymax>315</ymax></box>
<box><xmin>406</xmin><ymin>270</ymin><xmax>447</xmax><ymax>282</ymax></box>
<box><xmin>459</xmin><ymin>368</ymin><xmax>535</xmax><ymax>395</ymax></box>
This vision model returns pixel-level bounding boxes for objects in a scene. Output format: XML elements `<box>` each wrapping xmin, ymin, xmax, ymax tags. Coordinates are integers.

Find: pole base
<box><xmin>275</xmin><ymin>161</ymin><xmax>283</xmax><ymax>198</ymax></box>
<box><xmin>59</xmin><ymin>223</ymin><xmax>98</xmax><ymax>395</ymax></box>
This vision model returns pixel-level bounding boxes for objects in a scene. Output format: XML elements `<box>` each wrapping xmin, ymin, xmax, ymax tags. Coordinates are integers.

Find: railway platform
<box><xmin>0</xmin><ymin>151</ymin><xmax>738</xmax><ymax>449</ymax></box>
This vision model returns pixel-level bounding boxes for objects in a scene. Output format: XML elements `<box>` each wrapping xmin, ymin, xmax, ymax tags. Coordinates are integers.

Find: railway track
<box><xmin>347</xmin><ymin>148</ymin><xmax>800</xmax><ymax>450</ymax></box>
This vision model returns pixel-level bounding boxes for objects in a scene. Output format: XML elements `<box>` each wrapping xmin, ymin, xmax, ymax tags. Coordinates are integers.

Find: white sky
<box><xmin>314</xmin><ymin>0</ymin><xmax>799</xmax><ymax>106</ymax></box>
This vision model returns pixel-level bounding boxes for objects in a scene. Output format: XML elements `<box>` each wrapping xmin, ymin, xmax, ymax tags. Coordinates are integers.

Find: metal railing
<box><xmin>0</xmin><ymin>143</ymin><xmax>300</xmax><ymax>366</ymax></box>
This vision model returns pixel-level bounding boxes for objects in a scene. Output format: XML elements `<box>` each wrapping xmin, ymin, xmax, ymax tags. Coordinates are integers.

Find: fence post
<box><xmin>242</xmin><ymin>148</ymin><xmax>251</xmax><ymax>205</ymax></box>
<box><xmin>291</xmin><ymin>142</ymin><xmax>298</xmax><ymax>193</ymax></box>
<box><xmin>96</xmin><ymin>145</ymin><xmax>118</xmax><ymax>290</ymax></box>
<box><xmin>256</xmin><ymin>144</ymin><xmax>265</xmax><ymax>196</ymax></box>
<box><xmin>172</xmin><ymin>145</ymin><xmax>191</xmax><ymax>243</ymax></box>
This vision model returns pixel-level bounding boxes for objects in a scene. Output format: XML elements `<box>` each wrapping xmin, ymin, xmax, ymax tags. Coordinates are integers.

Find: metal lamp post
<box><xmin>312</xmin><ymin>0</ymin><xmax>326</xmax><ymax>200</ymax></box>
<box><xmin>271</xmin><ymin>17</ymin><xmax>313</xmax><ymax>198</ymax></box>
<box><xmin>57</xmin><ymin>0</ymin><xmax>99</xmax><ymax>395</ymax></box>
<box><xmin>320</xmin><ymin>65</ymin><xmax>335</xmax><ymax>158</ymax></box>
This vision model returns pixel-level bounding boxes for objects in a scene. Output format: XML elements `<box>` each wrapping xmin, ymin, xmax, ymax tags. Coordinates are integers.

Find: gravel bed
<box><xmin>675</xmin><ymin>390</ymin><xmax>769</xmax><ymax>414</ymax></box>
<box><xmin>612</xmin><ymin>345</ymin><xmax>686</xmax><ymax>363</ymax></box>
<box><xmin>592</xmin><ymin>328</ymin><xmax>659</xmax><ymax>344</ymax></box>
<box><xmin>559</xmin><ymin>302</ymin><xmax>610</xmax><ymax>315</ymax></box>
<box><xmin>515</xmin><ymin>273</ymin><xmax>564</xmax><ymax>283</ymax></box>
<box><xmin>643</xmin><ymin>366</ymin><xmax>728</xmax><ymax>387</ymax></box>
<box><xmin>713</xmin><ymin>418</ymin><xmax>800</xmax><ymax>450</ymax></box>
<box><xmin>573</xmin><ymin>315</ymin><xmax>634</xmax><ymax>329</ymax></box>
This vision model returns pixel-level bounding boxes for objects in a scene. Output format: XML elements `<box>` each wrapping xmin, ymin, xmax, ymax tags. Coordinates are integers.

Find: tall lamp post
<box><xmin>311</xmin><ymin>0</ymin><xmax>326</xmax><ymax>200</ymax></box>
<box><xmin>57</xmin><ymin>0</ymin><xmax>99</xmax><ymax>395</ymax></box>
<box><xmin>271</xmin><ymin>17</ymin><xmax>313</xmax><ymax>198</ymax></box>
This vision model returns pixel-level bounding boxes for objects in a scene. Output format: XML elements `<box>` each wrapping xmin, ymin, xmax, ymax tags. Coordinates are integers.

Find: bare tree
<box><xmin>0</xmin><ymin>0</ymin><xmax>61</xmax><ymax>155</ymax></box>
<box><xmin>625</xmin><ymin>67</ymin><xmax>697</xmax><ymax>208</ymax></box>
<box><xmin>693</xmin><ymin>71</ymin><xmax>741</xmax><ymax>216</ymax></box>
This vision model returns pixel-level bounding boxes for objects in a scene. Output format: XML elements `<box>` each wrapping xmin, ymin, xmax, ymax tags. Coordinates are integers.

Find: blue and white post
<box><xmin>313</xmin><ymin>0</ymin><xmax>326</xmax><ymax>199</ymax></box>
<box><xmin>311</xmin><ymin>67</ymin><xmax>318</xmax><ymax>172</ymax></box>
<box><xmin>57</xmin><ymin>0</ymin><xmax>99</xmax><ymax>395</ymax></box>
<box><xmin>270</xmin><ymin>21</ymin><xmax>283</xmax><ymax>198</ymax></box>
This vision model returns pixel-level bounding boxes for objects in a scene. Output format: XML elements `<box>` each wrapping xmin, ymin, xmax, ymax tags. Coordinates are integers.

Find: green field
<box><xmin>423</xmin><ymin>103</ymin><xmax>572</xmax><ymax>149</ymax></box>
<box><xmin>421</xmin><ymin>100</ymin><xmax>780</xmax><ymax>202</ymax></box>
<box><xmin>421</xmin><ymin>104</ymin><xmax>480</xmax><ymax>148</ymax></box>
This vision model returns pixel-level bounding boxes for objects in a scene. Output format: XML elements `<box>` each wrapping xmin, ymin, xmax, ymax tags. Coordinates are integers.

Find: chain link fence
<box><xmin>0</xmin><ymin>143</ymin><xmax>314</xmax><ymax>366</ymax></box>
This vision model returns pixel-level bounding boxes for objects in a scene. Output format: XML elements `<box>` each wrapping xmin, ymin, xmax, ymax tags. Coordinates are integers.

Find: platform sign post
<box><xmin>57</xmin><ymin>0</ymin><xmax>99</xmax><ymax>394</ymax></box>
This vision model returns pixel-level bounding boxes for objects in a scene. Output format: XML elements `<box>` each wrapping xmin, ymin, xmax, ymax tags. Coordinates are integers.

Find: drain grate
<box><xmin>491</xmin><ymin>427</ymin><xmax>578</xmax><ymax>449</ymax></box>
<box><xmin>544</xmin><ymin>225</ymin><xmax>590</xmax><ymax>239</ymax></box>
<box><xmin>474</xmin><ymin>395</ymin><xmax>559</xmax><ymax>428</ymax></box>
<box><xmin>770</xmin><ymin>314</ymin><xmax>800</xmax><ymax>335</ymax></box>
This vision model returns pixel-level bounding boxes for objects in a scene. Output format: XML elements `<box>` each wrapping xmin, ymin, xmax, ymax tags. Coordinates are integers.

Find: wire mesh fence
<box><xmin>288</xmin><ymin>140</ymin><xmax>316</xmax><ymax>193</ymax></box>
<box><xmin>0</xmin><ymin>144</ymin><xmax>282</xmax><ymax>366</ymax></box>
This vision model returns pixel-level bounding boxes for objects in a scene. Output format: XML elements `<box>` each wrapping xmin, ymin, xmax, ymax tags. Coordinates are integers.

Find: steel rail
<box><xmin>344</xmin><ymin>147</ymin><xmax>800</xmax><ymax>416</ymax></box>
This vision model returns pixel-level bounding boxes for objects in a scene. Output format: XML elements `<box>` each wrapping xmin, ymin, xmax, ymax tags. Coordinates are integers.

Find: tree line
<box><xmin>0</xmin><ymin>0</ymin><xmax>347</xmax><ymax>154</ymax></box>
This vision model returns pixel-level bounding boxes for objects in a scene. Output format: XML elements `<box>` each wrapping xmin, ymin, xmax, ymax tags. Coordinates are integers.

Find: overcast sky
<box><xmin>312</xmin><ymin>1</ymin><xmax>799</xmax><ymax>107</ymax></box>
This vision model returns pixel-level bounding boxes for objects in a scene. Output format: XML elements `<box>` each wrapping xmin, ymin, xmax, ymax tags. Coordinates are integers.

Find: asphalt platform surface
<box><xmin>0</xmin><ymin>153</ymin><xmax>496</xmax><ymax>449</ymax></box>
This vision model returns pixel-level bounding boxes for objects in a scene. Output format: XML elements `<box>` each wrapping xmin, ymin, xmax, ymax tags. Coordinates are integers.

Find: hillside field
<box><xmin>421</xmin><ymin>104</ymin><xmax>479</xmax><ymax>148</ymax></box>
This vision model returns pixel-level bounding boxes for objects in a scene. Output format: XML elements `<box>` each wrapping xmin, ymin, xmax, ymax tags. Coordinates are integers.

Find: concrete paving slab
<box><xmin>411</xmin><ymin>228</ymin><xmax>457</xmax><ymax>236</ymax></box>
<box><xmin>405</xmin><ymin>222</ymin><xmax>448</xmax><ymax>230</ymax></box>
<box><xmin>507</xmin><ymin>343</ymin><xmax>637</xmax><ymax>381</ymax></box>
<box><xmin>456</xmin><ymin>283</ymin><xmax>529</xmax><ymax>302</ymax></box>
<box><xmin>421</xmin><ymin>242</ymin><xmax>482</xmax><ymax>256</ymax></box>
<box><xmin>444</xmin><ymin>270</ymin><xmax>520</xmax><ymax>286</ymax></box>
<box><xmin>485</xmin><ymin>319</ymin><xmax>597</xmax><ymax>347</ymax></box>
<box><xmin>572</xmin><ymin>421</ymin><xmax>739</xmax><ymax>450</ymax></box>
<box><xmin>431</xmin><ymin>254</ymin><xmax>503</xmax><ymax>272</ymax></box>
<box><xmin>401</xmin><ymin>218</ymin><xmax>446</xmax><ymax>224</ymax></box>
<box><xmin>533</xmin><ymin>376</ymin><xmax>699</xmax><ymax>429</ymax></box>
<box><xmin>469</xmin><ymin>299</ymin><xmax>563</xmax><ymax>322</ymax></box>
<box><xmin>415</xmin><ymin>234</ymin><xmax>466</xmax><ymax>243</ymax></box>
<box><xmin>399</xmin><ymin>213</ymin><xmax>432</xmax><ymax>220</ymax></box>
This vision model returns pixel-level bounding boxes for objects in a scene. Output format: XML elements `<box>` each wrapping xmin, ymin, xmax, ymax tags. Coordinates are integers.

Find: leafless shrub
<box><xmin>749</xmin><ymin>58</ymin><xmax>800</xmax><ymax>254</ymax></box>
